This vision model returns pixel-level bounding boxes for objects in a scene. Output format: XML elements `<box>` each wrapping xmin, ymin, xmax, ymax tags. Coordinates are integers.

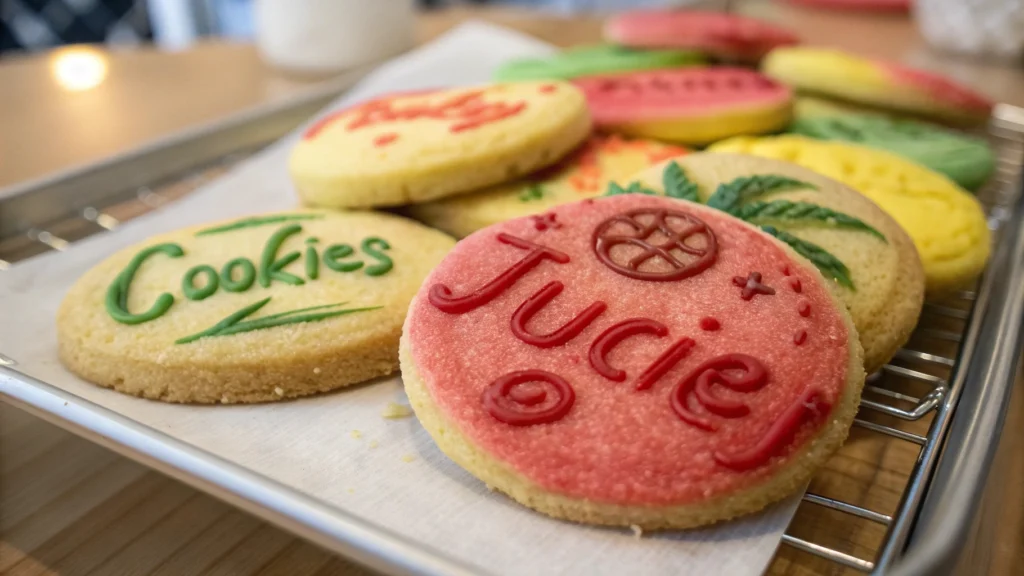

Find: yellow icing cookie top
<box><xmin>405</xmin><ymin>134</ymin><xmax>689</xmax><ymax>238</ymax></box>
<box><xmin>289</xmin><ymin>82</ymin><xmax>591</xmax><ymax>208</ymax></box>
<box><xmin>709</xmin><ymin>136</ymin><xmax>990</xmax><ymax>291</ymax></box>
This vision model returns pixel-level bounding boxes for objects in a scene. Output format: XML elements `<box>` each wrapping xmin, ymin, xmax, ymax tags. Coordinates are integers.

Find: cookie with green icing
<box><xmin>790</xmin><ymin>113</ymin><xmax>995</xmax><ymax>190</ymax></box>
<box><xmin>58</xmin><ymin>210</ymin><xmax>455</xmax><ymax>403</ymax></box>
<box><xmin>494</xmin><ymin>44</ymin><xmax>704</xmax><ymax>82</ymax></box>
<box><xmin>621</xmin><ymin>153</ymin><xmax>925</xmax><ymax>374</ymax></box>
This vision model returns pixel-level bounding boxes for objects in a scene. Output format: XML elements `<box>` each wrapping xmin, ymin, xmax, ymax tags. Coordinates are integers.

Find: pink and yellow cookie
<box><xmin>404</xmin><ymin>134</ymin><xmax>689</xmax><ymax>238</ymax></box>
<box><xmin>762</xmin><ymin>47</ymin><xmax>993</xmax><ymax>126</ymax></box>
<box><xmin>289</xmin><ymin>83</ymin><xmax>591</xmax><ymax>208</ymax></box>
<box><xmin>401</xmin><ymin>194</ymin><xmax>864</xmax><ymax>529</ymax></box>
<box><xmin>604</xmin><ymin>10</ymin><xmax>800</xmax><ymax>62</ymax></box>
<box><xmin>573</xmin><ymin>68</ymin><xmax>792</xmax><ymax>145</ymax></box>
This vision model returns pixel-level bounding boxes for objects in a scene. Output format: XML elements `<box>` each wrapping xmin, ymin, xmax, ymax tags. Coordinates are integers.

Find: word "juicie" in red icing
<box><xmin>304</xmin><ymin>90</ymin><xmax>527</xmax><ymax>140</ymax></box>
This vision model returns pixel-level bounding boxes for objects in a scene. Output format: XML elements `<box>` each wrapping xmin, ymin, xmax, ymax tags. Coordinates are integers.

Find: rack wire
<box><xmin>1</xmin><ymin>107</ymin><xmax>1022</xmax><ymax>576</ymax></box>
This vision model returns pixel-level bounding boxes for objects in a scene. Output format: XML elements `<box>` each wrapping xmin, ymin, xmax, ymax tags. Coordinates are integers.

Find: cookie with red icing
<box><xmin>401</xmin><ymin>194</ymin><xmax>864</xmax><ymax>529</ymax></box>
<box><xmin>404</xmin><ymin>134</ymin><xmax>689</xmax><ymax>238</ymax></box>
<box><xmin>289</xmin><ymin>82</ymin><xmax>591</xmax><ymax>208</ymax></box>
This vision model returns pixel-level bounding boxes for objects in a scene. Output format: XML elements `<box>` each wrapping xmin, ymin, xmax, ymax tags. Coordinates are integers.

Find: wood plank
<box><xmin>149</xmin><ymin>510</ymin><xmax>263</xmax><ymax>576</ymax></box>
<box><xmin>202</xmin><ymin>525</ymin><xmax>297</xmax><ymax>576</ymax></box>
<box><xmin>255</xmin><ymin>540</ymin><xmax>336</xmax><ymax>576</ymax></box>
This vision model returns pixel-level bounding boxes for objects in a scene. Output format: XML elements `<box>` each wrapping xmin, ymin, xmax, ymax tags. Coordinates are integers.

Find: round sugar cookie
<box><xmin>604</xmin><ymin>10</ymin><xmax>799</xmax><ymax>62</ymax></box>
<box><xmin>289</xmin><ymin>83</ymin><xmax>592</xmax><ymax>209</ymax></box>
<box><xmin>404</xmin><ymin>134</ymin><xmax>689</xmax><ymax>238</ymax></box>
<box><xmin>401</xmin><ymin>194</ymin><xmax>864</xmax><ymax>529</ymax></box>
<box><xmin>629</xmin><ymin>153</ymin><xmax>924</xmax><ymax>373</ymax></box>
<box><xmin>58</xmin><ymin>210</ymin><xmax>455</xmax><ymax>404</ymax></box>
<box><xmin>790</xmin><ymin>114</ymin><xmax>995</xmax><ymax>190</ymax></box>
<box><xmin>762</xmin><ymin>47</ymin><xmax>993</xmax><ymax>126</ymax></box>
<box><xmin>494</xmin><ymin>45</ymin><xmax>704</xmax><ymax>82</ymax></box>
<box><xmin>709</xmin><ymin>135</ymin><xmax>991</xmax><ymax>292</ymax></box>
<box><xmin>573</xmin><ymin>68</ymin><xmax>792</xmax><ymax>145</ymax></box>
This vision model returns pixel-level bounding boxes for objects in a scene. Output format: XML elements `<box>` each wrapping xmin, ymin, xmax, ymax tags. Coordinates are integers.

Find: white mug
<box><xmin>255</xmin><ymin>0</ymin><xmax>416</xmax><ymax>74</ymax></box>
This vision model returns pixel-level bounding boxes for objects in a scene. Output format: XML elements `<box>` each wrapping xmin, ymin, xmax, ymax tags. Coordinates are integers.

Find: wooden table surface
<box><xmin>2</xmin><ymin>3</ymin><xmax>1023</xmax><ymax>576</ymax></box>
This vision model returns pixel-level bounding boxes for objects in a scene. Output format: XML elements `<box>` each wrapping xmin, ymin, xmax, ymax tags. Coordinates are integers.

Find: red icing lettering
<box><xmin>635</xmin><ymin>338</ymin><xmax>696</xmax><ymax>391</ymax></box>
<box><xmin>794</xmin><ymin>330</ymin><xmax>808</xmax><ymax>346</ymax></box>
<box><xmin>429</xmin><ymin>233</ymin><xmax>569</xmax><ymax>314</ymax></box>
<box><xmin>671</xmin><ymin>354</ymin><xmax>769</xmax><ymax>431</ymax></box>
<box><xmin>700</xmin><ymin>317</ymin><xmax>720</xmax><ymax>331</ymax></box>
<box><xmin>373</xmin><ymin>133</ymin><xmax>398</xmax><ymax>147</ymax></box>
<box><xmin>589</xmin><ymin>319</ymin><xmax>669</xmax><ymax>382</ymax></box>
<box><xmin>713</xmin><ymin>389</ymin><xmax>830</xmax><ymax>471</ymax></box>
<box><xmin>482</xmin><ymin>370</ymin><xmax>575</xmax><ymax>426</ymax></box>
<box><xmin>593</xmin><ymin>208</ymin><xmax>718</xmax><ymax>282</ymax></box>
<box><xmin>532</xmin><ymin>212</ymin><xmax>561</xmax><ymax>231</ymax></box>
<box><xmin>789</xmin><ymin>277</ymin><xmax>802</xmax><ymax>293</ymax></box>
<box><xmin>539</xmin><ymin>84</ymin><xmax>557</xmax><ymax>93</ymax></box>
<box><xmin>732</xmin><ymin>272</ymin><xmax>775</xmax><ymax>301</ymax></box>
<box><xmin>511</xmin><ymin>282</ymin><xmax>607</xmax><ymax>348</ymax></box>
<box><xmin>798</xmin><ymin>301</ymin><xmax>811</xmax><ymax>317</ymax></box>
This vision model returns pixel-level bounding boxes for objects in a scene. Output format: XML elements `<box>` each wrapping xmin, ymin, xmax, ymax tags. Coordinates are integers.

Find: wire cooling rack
<box><xmin>1</xmin><ymin>101</ymin><xmax>1022</xmax><ymax>575</ymax></box>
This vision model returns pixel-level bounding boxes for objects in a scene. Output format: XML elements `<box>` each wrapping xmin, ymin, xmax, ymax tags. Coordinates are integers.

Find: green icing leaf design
<box><xmin>734</xmin><ymin>200</ymin><xmax>886</xmax><ymax>242</ymax></box>
<box><xmin>518</xmin><ymin>184</ymin><xmax>546</xmax><ymax>202</ymax></box>
<box><xmin>662</xmin><ymin>162</ymin><xmax>700</xmax><ymax>202</ymax></box>
<box><xmin>604</xmin><ymin>180</ymin><xmax>657</xmax><ymax>197</ymax></box>
<box><xmin>705</xmin><ymin>175</ymin><xmax>817</xmax><ymax>214</ymax></box>
<box><xmin>761</xmin><ymin>226</ymin><xmax>854</xmax><ymax>290</ymax></box>
<box><xmin>196</xmin><ymin>214</ymin><xmax>325</xmax><ymax>237</ymax></box>
<box><xmin>175</xmin><ymin>297</ymin><xmax>382</xmax><ymax>344</ymax></box>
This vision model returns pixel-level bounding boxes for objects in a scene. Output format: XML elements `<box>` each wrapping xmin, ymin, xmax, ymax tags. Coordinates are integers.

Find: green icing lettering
<box><xmin>175</xmin><ymin>296</ymin><xmax>382</xmax><ymax>345</ymax></box>
<box><xmin>195</xmin><ymin>214</ymin><xmax>325</xmax><ymax>236</ymax></box>
<box><xmin>258</xmin><ymin>224</ymin><xmax>305</xmax><ymax>287</ymax></box>
<box><xmin>105</xmin><ymin>243</ymin><xmax>185</xmax><ymax>325</ymax></box>
<box><xmin>305</xmin><ymin>246</ymin><xmax>320</xmax><ymax>280</ymax></box>
<box><xmin>361</xmin><ymin>237</ymin><xmax>393</xmax><ymax>276</ymax></box>
<box><xmin>182</xmin><ymin>265</ymin><xmax>219</xmax><ymax>301</ymax></box>
<box><xmin>323</xmin><ymin>244</ymin><xmax>363</xmax><ymax>272</ymax></box>
<box><xmin>220</xmin><ymin>258</ymin><xmax>255</xmax><ymax>292</ymax></box>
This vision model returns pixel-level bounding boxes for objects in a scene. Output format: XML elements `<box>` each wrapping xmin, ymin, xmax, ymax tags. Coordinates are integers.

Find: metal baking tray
<box><xmin>1</xmin><ymin>87</ymin><xmax>1022</xmax><ymax>574</ymax></box>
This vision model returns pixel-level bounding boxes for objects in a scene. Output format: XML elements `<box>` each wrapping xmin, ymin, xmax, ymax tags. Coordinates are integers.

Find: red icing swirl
<box><xmin>511</xmin><ymin>282</ymin><xmax>607</xmax><ymax>348</ymax></box>
<box><xmin>482</xmin><ymin>370</ymin><xmax>576</xmax><ymax>426</ymax></box>
<box><xmin>588</xmin><ymin>319</ymin><xmax>669</xmax><ymax>381</ymax></box>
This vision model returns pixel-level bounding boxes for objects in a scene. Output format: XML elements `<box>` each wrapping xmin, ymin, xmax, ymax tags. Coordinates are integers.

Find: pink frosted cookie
<box><xmin>604</xmin><ymin>10</ymin><xmax>800</xmax><ymax>62</ymax></box>
<box><xmin>401</xmin><ymin>194</ymin><xmax>864</xmax><ymax>529</ymax></box>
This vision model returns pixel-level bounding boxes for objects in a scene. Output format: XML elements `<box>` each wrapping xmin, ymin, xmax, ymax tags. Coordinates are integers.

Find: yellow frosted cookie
<box><xmin>709</xmin><ymin>136</ymin><xmax>990</xmax><ymax>292</ymax></box>
<box><xmin>628</xmin><ymin>153</ymin><xmax>924</xmax><ymax>373</ymax></box>
<box><xmin>57</xmin><ymin>210</ymin><xmax>455</xmax><ymax>403</ymax></box>
<box><xmin>404</xmin><ymin>134</ymin><xmax>689</xmax><ymax>238</ymax></box>
<box><xmin>289</xmin><ymin>83</ymin><xmax>592</xmax><ymax>209</ymax></box>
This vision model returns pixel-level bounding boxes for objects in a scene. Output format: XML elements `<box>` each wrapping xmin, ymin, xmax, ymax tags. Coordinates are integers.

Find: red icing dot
<box><xmin>700</xmin><ymin>317</ymin><xmax>720</xmax><ymax>331</ymax></box>
<box><xmin>373</xmin><ymin>132</ymin><xmax>398</xmax><ymax>147</ymax></box>
<box><xmin>789</xmin><ymin>277</ymin><xmax>802</xmax><ymax>293</ymax></box>
<box><xmin>798</xmin><ymin>302</ymin><xmax>811</xmax><ymax>317</ymax></box>
<box><xmin>583</xmin><ymin>198</ymin><xmax>596</xmax><ymax>205</ymax></box>
<box><xmin>531</xmin><ymin>213</ymin><xmax>561</xmax><ymax>231</ymax></box>
<box><xmin>781</xmin><ymin>265</ymin><xmax>791</xmax><ymax>276</ymax></box>
<box><xmin>539</xmin><ymin>84</ymin><xmax>557</xmax><ymax>93</ymax></box>
<box><xmin>794</xmin><ymin>330</ymin><xmax>808</xmax><ymax>346</ymax></box>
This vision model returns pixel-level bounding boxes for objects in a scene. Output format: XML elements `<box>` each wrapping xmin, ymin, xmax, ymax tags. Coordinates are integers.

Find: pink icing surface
<box><xmin>573</xmin><ymin>69</ymin><xmax>791</xmax><ymax>124</ymax></box>
<box><xmin>606</xmin><ymin>11</ymin><xmax>799</xmax><ymax>59</ymax></box>
<box><xmin>882</xmin><ymin>63</ymin><xmax>993</xmax><ymax>113</ymax></box>
<box><xmin>406</xmin><ymin>195</ymin><xmax>851</xmax><ymax>506</ymax></box>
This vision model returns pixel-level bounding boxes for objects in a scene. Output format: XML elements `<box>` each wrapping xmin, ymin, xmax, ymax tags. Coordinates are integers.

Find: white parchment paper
<box><xmin>0</xmin><ymin>22</ymin><xmax>799</xmax><ymax>576</ymax></box>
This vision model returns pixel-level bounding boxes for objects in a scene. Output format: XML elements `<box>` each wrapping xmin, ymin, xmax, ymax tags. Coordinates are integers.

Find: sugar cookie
<box><xmin>405</xmin><ymin>134</ymin><xmax>689</xmax><ymax>238</ymax></box>
<box><xmin>402</xmin><ymin>194</ymin><xmax>863</xmax><ymax>529</ymax></box>
<box><xmin>290</xmin><ymin>83</ymin><xmax>591</xmax><ymax>208</ymax></box>
<box><xmin>573</xmin><ymin>68</ymin><xmax>792</xmax><ymax>145</ymax></box>
<box><xmin>604</xmin><ymin>10</ymin><xmax>799</xmax><ymax>62</ymax></box>
<box><xmin>627</xmin><ymin>153</ymin><xmax>924</xmax><ymax>373</ymax></box>
<box><xmin>494</xmin><ymin>45</ymin><xmax>704</xmax><ymax>82</ymax></box>
<box><xmin>58</xmin><ymin>210</ymin><xmax>455</xmax><ymax>403</ymax></box>
<box><xmin>710</xmin><ymin>135</ymin><xmax>991</xmax><ymax>292</ymax></box>
<box><xmin>762</xmin><ymin>47</ymin><xmax>993</xmax><ymax>126</ymax></box>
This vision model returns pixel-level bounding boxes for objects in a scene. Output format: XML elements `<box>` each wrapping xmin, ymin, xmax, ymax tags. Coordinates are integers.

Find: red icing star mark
<box><xmin>700</xmin><ymin>317</ymin><xmax>720</xmax><ymax>331</ymax></box>
<box><xmin>789</xmin><ymin>277</ymin><xmax>802</xmax><ymax>293</ymax></box>
<box><xmin>794</xmin><ymin>330</ymin><xmax>808</xmax><ymax>346</ymax></box>
<box><xmin>531</xmin><ymin>212</ymin><xmax>561</xmax><ymax>231</ymax></box>
<box><xmin>732</xmin><ymin>272</ymin><xmax>775</xmax><ymax>301</ymax></box>
<box><xmin>539</xmin><ymin>84</ymin><xmax>557</xmax><ymax>93</ymax></box>
<box><xmin>592</xmin><ymin>208</ymin><xmax>718</xmax><ymax>282</ymax></box>
<box><xmin>798</xmin><ymin>301</ymin><xmax>812</xmax><ymax>317</ymax></box>
<box><xmin>373</xmin><ymin>132</ymin><xmax>398</xmax><ymax>147</ymax></box>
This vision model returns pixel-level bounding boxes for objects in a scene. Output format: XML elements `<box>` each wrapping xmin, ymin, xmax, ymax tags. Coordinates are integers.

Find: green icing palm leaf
<box><xmin>662</xmin><ymin>162</ymin><xmax>700</xmax><ymax>202</ymax></box>
<box><xmin>604</xmin><ymin>181</ymin><xmax>657</xmax><ymax>196</ymax></box>
<box><xmin>735</xmin><ymin>200</ymin><xmax>886</xmax><ymax>242</ymax></box>
<box><xmin>761</xmin><ymin>226</ymin><xmax>855</xmax><ymax>290</ymax></box>
<box><xmin>706</xmin><ymin>175</ymin><xmax>816</xmax><ymax>214</ymax></box>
